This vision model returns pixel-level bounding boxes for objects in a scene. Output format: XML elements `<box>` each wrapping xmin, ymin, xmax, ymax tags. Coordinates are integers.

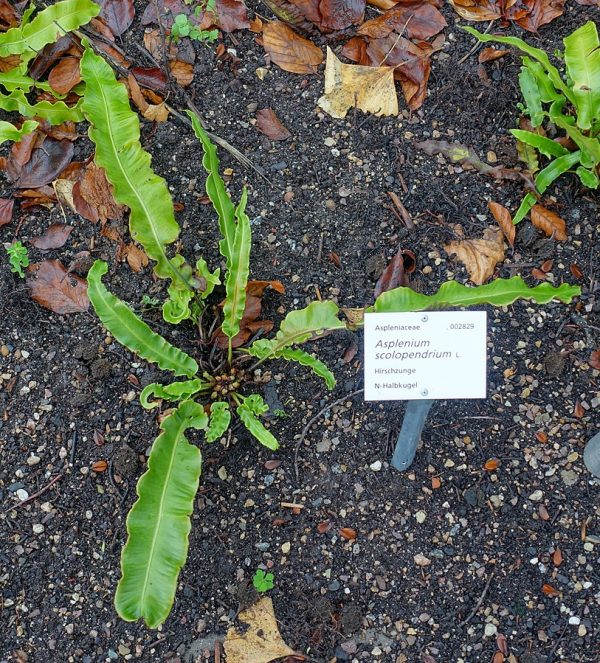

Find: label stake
<box><xmin>391</xmin><ymin>399</ymin><xmax>434</xmax><ymax>471</ymax></box>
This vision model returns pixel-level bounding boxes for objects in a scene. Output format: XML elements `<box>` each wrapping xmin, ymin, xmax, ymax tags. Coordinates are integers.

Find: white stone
<box><xmin>568</xmin><ymin>616</ymin><xmax>580</xmax><ymax>625</ymax></box>
<box><xmin>415</xmin><ymin>511</ymin><xmax>427</xmax><ymax>524</ymax></box>
<box><xmin>484</xmin><ymin>623</ymin><xmax>497</xmax><ymax>637</ymax></box>
<box><xmin>528</xmin><ymin>490</ymin><xmax>544</xmax><ymax>501</ymax></box>
<box><xmin>32</xmin><ymin>523</ymin><xmax>44</xmax><ymax>534</ymax></box>
<box><xmin>370</xmin><ymin>460</ymin><xmax>382</xmax><ymax>472</ymax></box>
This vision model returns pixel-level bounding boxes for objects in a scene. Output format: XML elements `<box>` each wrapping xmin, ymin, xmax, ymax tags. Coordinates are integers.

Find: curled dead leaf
<box><xmin>256</xmin><ymin>108</ymin><xmax>291</xmax><ymax>140</ymax></box>
<box><xmin>488</xmin><ymin>201</ymin><xmax>514</xmax><ymax>247</ymax></box>
<box><xmin>444</xmin><ymin>226</ymin><xmax>505</xmax><ymax>285</ymax></box>
<box><xmin>541</xmin><ymin>583</ymin><xmax>561</xmax><ymax>597</ymax></box>
<box><xmin>589</xmin><ymin>350</ymin><xmax>600</xmax><ymax>370</ymax></box>
<box><xmin>29</xmin><ymin>223</ymin><xmax>73</xmax><ymax>250</ymax></box>
<box><xmin>530</xmin><ymin>205</ymin><xmax>567</xmax><ymax>241</ymax></box>
<box><xmin>92</xmin><ymin>460</ymin><xmax>108</xmax><ymax>472</ymax></box>
<box><xmin>48</xmin><ymin>57</ymin><xmax>81</xmax><ymax>95</ymax></box>
<box><xmin>0</xmin><ymin>198</ymin><xmax>14</xmax><ymax>226</ymax></box>
<box><xmin>339</xmin><ymin>527</ymin><xmax>357</xmax><ymax>540</ymax></box>
<box><xmin>478</xmin><ymin>47</ymin><xmax>510</xmax><ymax>63</ymax></box>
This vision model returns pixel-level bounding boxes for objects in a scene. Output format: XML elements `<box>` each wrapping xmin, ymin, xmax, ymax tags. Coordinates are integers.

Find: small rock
<box><xmin>560</xmin><ymin>469</ymin><xmax>578</xmax><ymax>486</ymax></box>
<box><xmin>370</xmin><ymin>460</ymin><xmax>382</xmax><ymax>472</ymax></box>
<box><xmin>568</xmin><ymin>616</ymin><xmax>580</xmax><ymax>625</ymax></box>
<box><xmin>118</xmin><ymin>645</ymin><xmax>130</xmax><ymax>656</ymax></box>
<box><xmin>26</xmin><ymin>455</ymin><xmax>40</xmax><ymax>466</ymax></box>
<box><xmin>217</xmin><ymin>466</ymin><xmax>228</xmax><ymax>480</ymax></box>
<box><xmin>529</xmin><ymin>490</ymin><xmax>544</xmax><ymax>502</ymax></box>
<box><xmin>578</xmin><ymin>624</ymin><xmax>587</xmax><ymax>637</ymax></box>
<box><xmin>316</xmin><ymin>439</ymin><xmax>331</xmax><ymax>453</ymax></box>
<box><xmin>415</xmin><ymin>510</ymin><xmax>426</xmax><ymax>524</ymax></box>
<box><xmin>255</xmin><ymin>542</ymin><xmax>270</xmax><ymax>552</ymax></box>
<box><xmin>281</xmin><ymin>542</ymin><xmax>291</xmax><ymax>554</ymax></box>
<box><xmin>16</xmin><ymin>489</ymin><xmax>29</xmax><ymax>501</ymax></box>
<box><xmin>484</xmin><ymin>623</ymin><xmax>497</xmax><ymax>637</ymax></box>
<box><xmin>414</xmin><ymin>553</ymin><xmax>431</xmax><ymax>567</ymax></box>
<box><xmin>32</xmin><ymin>523</ymin><xmax>44</xmax><ymax>534</ymax></box>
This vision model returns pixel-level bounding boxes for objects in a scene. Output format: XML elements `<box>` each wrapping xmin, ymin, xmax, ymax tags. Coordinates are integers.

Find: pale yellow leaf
<box><xmin>224</xmin><ymin>597</ymin><xmax>297</xmax><ymax>663</ymax></box>
<box><xmin>318</xmin><ymin>46</ymin><xmax>398</xmax><ymax>119</ymax></box>
<box><xmin>444</xmin><ymin>226</ymin><xmax>505</xmax><ymax>285</ymax></box>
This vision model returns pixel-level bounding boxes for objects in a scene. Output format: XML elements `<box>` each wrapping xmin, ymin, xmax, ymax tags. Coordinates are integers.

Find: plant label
<box><xmin>364</xmin><ymin>311</ymin><xmax>487</xmax><ymax>400</ymax></box>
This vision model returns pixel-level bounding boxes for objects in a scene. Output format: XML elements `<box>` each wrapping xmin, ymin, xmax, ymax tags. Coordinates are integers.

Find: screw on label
<box><xmin>421</xmin><ymin>315</ymin><xmax>428</xmax><ymax>322</ymax></box>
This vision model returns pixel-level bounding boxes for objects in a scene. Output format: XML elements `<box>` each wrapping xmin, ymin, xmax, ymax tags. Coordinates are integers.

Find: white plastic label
<box><xmin>364</xmin><ymin>311</ymin><xmax>487</xmax><ymax>401</ymax></box>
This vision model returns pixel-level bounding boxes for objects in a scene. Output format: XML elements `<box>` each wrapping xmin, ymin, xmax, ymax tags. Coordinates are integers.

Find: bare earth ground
<box><xmin>1</xmin><ymin>2</ymin><xmax>600</xmax><ymax>662</ymax></box>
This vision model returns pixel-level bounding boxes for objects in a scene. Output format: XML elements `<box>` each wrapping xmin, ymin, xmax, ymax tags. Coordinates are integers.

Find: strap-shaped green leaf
<box><xmin>518</xmin><ymin>67</ymin><xmax>544</xmax><ymax>127</ymax></box>
<box><xmin>140</xmin><ymin>379</ymin><xmax>209</xmax><ymax>409</ymax></box>
<box><xmin>115</xmin><ymin>400</ymin><xmax>207</xmax><ymax>628</ymax></box>
<box><xmin>222</xmin><ymin>190</ymin><xmax>251</xmax><ymax>340</ymax></box>
<box><xmin>370</xmin><ymin>277</ymin><xmax>580</xmax><ymax>313</ymax></box>
<box><xmin>463</xmin><ymin>27</ymin><xmax>574</xmax><ymax>106</ymax></box>
<box><xmin>0</xmin><ymin>120</ymin><xmax>38</xmax><ymax>145</ymax></box>
<box><xmin>87</xmin><ymin>260</ymin><xmax>198</xmax><ymax>377</ymax></box>
<box><xmin>0</xmin><ymin>68</ymin><xmax>54</xmax><ymax>93</ymax></box>
<box><xmin>0</xmin><ymin>89</ymin><xmax>83</xmax><ymax>124</ymax></box>
<box><xmin>246</xmin><ymin>340</ymin><xmax>336</xmax><ymax>389</ymax></box>
<box><xmin>510</xmin><ymin>130</ymin><xmax>569</xmax><ymax>159</ymax></box>
<box><xmin>162</xmin><ymin>255</ymin><xmax>194</xmax><ymax>324</ymax></box>
<box><xmin>512</xmin><ymin>192</ymin><xmax>538</xmax><ymax>225</ymax></box>
<box><xmin>0</xmin><ymin>0</ymin><xmax>100</xmax><ymax>58</ymax></box>
<box><xmin>564</xmin><ymin>22</ymin><xmax>600</xmax><ymax>131</ymax></box>
<box><xmin>187</xmin><ymin>111</ymin><xmax>236</xmax><ymax>264</ymax></box>
<box><xmin>80</xmin><ymin>47</ymin><xmax>193</xmax><ymax>313</ymax></box>
<box><xmin>576</xmin><ymin>166</ymin><xmax>599</xmax><ymax>189</ymax></box>
<box><xmin>551</xmin><ymin>115</ymin><xmax>600</xmax><ymax>166</ymax></box>
<box><xmin>522</xmin><ymin>59</ymin><xmax>564</xmax><ymax>107</ymax></box>
<box><xmin>249</xmin><ymin>301</ymin><xmax>345</xmax><ymax>360</ymax></box>
<box><xmin>534</xmin><ymin>151</ymin><xmax>582</xmax><ymax>193</ymax></box>
<box><xmin>196</xmin><ymin>258</ymin><xmax>221</xmax><ymax>300</ymax></box>
<box><xmin>206</xmin><ymin>401</ymin><xmax>232</xmax><ymax>442</ymax></box>
<box><xmin>237</xmin><ymin>395</ymin><xmax>279</xmax><ymax>450</ymax></box>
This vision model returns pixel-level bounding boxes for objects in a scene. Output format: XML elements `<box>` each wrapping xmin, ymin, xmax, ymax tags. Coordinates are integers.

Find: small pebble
<box><xmin>529</xmin><ymin>490</ymin><xmax>544</xmax><ymax>501</ymax></box>
<box><xmin>370</xmin><ymin>460</ymin><xmax>382</xmax><ymax>472</ymax></box>
<box><xmin>32</xmin><ymin>523</ymin><xmax>44</xmax><ymax>534</ymax></box>
<box><xmin>414</xmin><ymin>553</ymin><xmax>431</xmax><ymax>567</ymax></box>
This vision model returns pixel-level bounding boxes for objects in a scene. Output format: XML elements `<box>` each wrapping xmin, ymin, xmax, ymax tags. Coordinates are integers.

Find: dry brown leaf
<box><xmin>492</xmin><ymin>653</ymin><xmax>504</xmax><ymax>663</ymax></box>
<box><xmin>48</xmin><ymin>57</ymin><xmax>81</xmax><ymax>95</ymax></box>
<box><xmin>29</xmin><ymin>223</ymin><xmax>73</xmax><ymax>250</ymax></box>
<box><xmin>263</xmin><ymin>21</ymin><xmax>323</xmax><ymax>74</ymax></box>
<box><xmin>449</xmin><ymin>0</ymin><xmax>500</xmax><ymax>21</ymax></box>
<box><xmin>570</xmin><ymin>264</ymin><xmax>583</xmax><ymax>280</ymax></box>
<box><xmin>541</xmin><ymin>583</ymin><xmax>561</xmax><ymax>597</ymax></box>
<box><xmin>27</xmin><ymin>259</ymin><xmax>89</xmax><ymax>314</ymax></box>
<box><xmin>127</xmin><ymin>73</ymin><xmax>169</xmax><ymax>122</ymax></box>
<box><xmin>574</xmin><ymin>401</ymin><xmax>584</xmax><ymax>418</ymax></box>
<box><xmin>357</xmin><ymin>2</ymin><xmax>446</xmax><ymax>40</ymax></box>
<box><xmin>444</xmin><ymin>226</ymin><xmax>505</xmax><ymax>285</ymax></box>
<box><xmin>318</xmin><ymin>46</ymin><xmax>397</xmax><ymax>119</ymax></box>
<box><xmin>92</xmin><ymin>459</ymin><xmax>108</xmax><ymax>472</ymax></box>
<box><xmin>224</xmin><ymin>597</ymin><xmax>297</xmax><ymax>663</ymax></box>
<box><xmin>317</xmin><ymin>520</ymin><xmax>332</xmax><ymax>533</ymax></box>
<box><xmin>169</xmin><ymin>59</ymin><xmax>194</xmax><ymax>87</ymax></box>
<box><xmin>589</xmin><ymin>350</ymin><xmax>600</xmax><ymax>370</ymax></box>
<box><xmin>488</xmin><ymin>201</ymin><xmax>514</xmax><ymax>247</ymax></box>
<box><xmin>431</xmin><ymin>477</ymin><xmax>441</xmax><ymax>489</ymax></box>
<box><xmin>535</xmin><ymin>431</ymin><xmax>548</xmax><ymax>443</ymax></box>
<box><xmin>0</xmin><ymin>198</ymin><xmax>14</xmax><ymax>226</ymax></box>
<box><xmin>246</xmin><ymin>280</ymin><xmax>286</xmax><ymax>296</ymax></box>
<box><xmin>478</xmin><ymin>47</ymin><xmax>510</xmax><ymax>63</ymax></box>
<box><xmin>256</xmin><ymin>108</ymin><xmax>291</xmax><ymax>140</ymax></box>
<box><xmin>124</xmin><ymin>244</ymin><xmax>149</xmax><ymax>272</ymax></box>
<box><xmin>530</xmin><ymin>205</ymin><xmax>567</xmax><ymax>241</ymax></box>
<box><xmin>78</xmin><ymin>162</ymin><xmax>125</xmax><ymax>223</ymax></box>
<box><xmin>340</xmin><ymin>527</ymin><xmax>357</xmax><ymax>540</ymax></box>
<box><xmin>496</xmin><ymin>634</ymin><xmax>509</xmax><ymax>656</ymax></box>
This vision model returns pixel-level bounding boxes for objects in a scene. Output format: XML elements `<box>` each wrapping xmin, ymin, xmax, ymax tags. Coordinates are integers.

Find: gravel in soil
<box><xmin>1</xmin><ymin>2</ymin><xmax>599</xmax><ymax>662</ymax></box>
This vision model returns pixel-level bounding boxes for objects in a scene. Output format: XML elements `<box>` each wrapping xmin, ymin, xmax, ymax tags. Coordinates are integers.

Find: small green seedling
<box><xmin>466</xmin><ymin>21</ymin><xmax>600</xmax><ymax>223</ymax></box>
<box><xmin>170</xmin><ymin>13</ymin><xmax>218</xmax><ymax>44</ymax></box>
<box><xmin>140</xmin><ymin>294</ymin><xmax>161</xmax><ymax>308</ymax></box>
<box><xmin>252</xmin><ymin>569</ymin><xmax>275</xmax><ymax>593</ymax></box>
<box><xmin>7</xmin><ymin>241</ymin><xmax>29</xmax><ymax>277</ymax></box>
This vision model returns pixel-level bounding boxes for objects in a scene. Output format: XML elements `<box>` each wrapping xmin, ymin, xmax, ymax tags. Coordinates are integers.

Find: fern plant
<box><xmin>0</xmin><ymin>0</ymin><xmax>99</xmax><ymax>127</ymax></box>
<box><xmin>76</xmin><ymin>43</ymin><xmax>582</xmax><ymax>630</ymax></box>
<box><xmin>466</xmin><ymin>21</ymin><xmax>600</xmax><ymax>223</ymax></box>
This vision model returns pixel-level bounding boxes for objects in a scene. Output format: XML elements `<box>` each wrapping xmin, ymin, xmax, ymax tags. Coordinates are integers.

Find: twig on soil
<box><xmin>458</xmin><ymin>20</ymin><xmax>494</xmax><ymax>65</ymax></box>
<box><xmin>2</xmin><ymin>473</ymin><xmax>64</xmax><ymax>515</ymax></box>
<box><xmin>69</xmin><ymin>429</ymin><xmax>77</xmax><ymax>467</ymax></box>
<box><xmin>294</xmin><ymin>389</ymin><xmax>364</xmax><ymax>482</ymax></box>
<box><xmin>457</xmin><ymin>571</ymin><xmax>494</xmax><ymax>626</ymax></box>
<box><xmin>545</xmin><ymin>621</ymin><xmax>569</xmax><ymax>663</ymax></box>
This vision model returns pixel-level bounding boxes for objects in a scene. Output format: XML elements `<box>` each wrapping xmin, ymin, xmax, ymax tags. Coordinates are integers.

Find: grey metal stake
<box><xmin>391</xmin><ymin>399</ymin><xmax>435</xmax><ymax>471</ymax></box>
<box><xmin>584</xmin><ymin>431</ymin><xmax>600</xmax><ymax>478</ymax></box>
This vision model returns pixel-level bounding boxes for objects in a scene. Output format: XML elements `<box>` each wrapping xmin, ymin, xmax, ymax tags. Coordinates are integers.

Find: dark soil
<box><xmin>1</xmin><ymin>2</ymin><xmax>599</xmax><ymax>662</ymax></box>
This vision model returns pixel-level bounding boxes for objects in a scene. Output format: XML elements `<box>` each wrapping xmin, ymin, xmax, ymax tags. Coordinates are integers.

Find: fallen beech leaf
<box><xmin>48</xmin><ymin>57</ymin><xmax>81</xmax><ymax>95</ymax></box>
<box><xmin>256</xmin><ymin>108</ymin><xmax>291</xmax><ymax>140</ymax></box>
<box><xmin>0</xmin><ymin>0</ymin><xmax>18</xmax><ymax>27</ymax></box>
<box><xmin>589</xmin><ymin>350</ymin><xmax>600</xmax><ymax>370</ymax></box>
<box><xmin>374</xmin><ymin>248</ymin><xmax>416</xmax><ymax>297</ymax></box>
<box><xmin>263</xmin><ymin>21</ymin><xmax>323</xmax><ymax>74</ymax></box>
<box><xmin>77</xmin><ymin>162</ymin><xmax>125</xmax><ymax>223</ymax></box>
<box><xmin>246</xmin><ymin>280</ymin><xmax>286</xmax><ymax>296</ymax></box>
<box><xmin>448</xmin><ymin>0</ymin><xmax>500</xmax><ymax>22</ymax></box>
<box><xmin>484</xmin><ymin>458</ymin><xmax>500</xmax><ymax>471</ymax></box>
<box><xmin>478</xmin><ymin>47</ymin><xmax>510</xmax><ymax>63</ymax></box>
<box><xmin>570</xmin><ymin>264</ymin><xmax>583</xmax><ymax>280</ymax></box>
<box><xmin>488</xmin><ymin>201</ymin><xmax>514</xmax><ymax>247</ymax></box>
<box><xmin>573</xmin><ymin>401</ymin><xmax>584</xmax><ymax>418</ymax></box>
<box><xmin>342</xmin><ymin>338</ymin><xmax>358</xmax><ymax>363</ymax></box>
<box><xmin>92</xmin><ymin>459</ymin><xmax>108</xmax><ymax>472</ymax></box>
<box><xmin>97</xmin><ymin>0</ymin><xmax>135</xmax><ymax>36</ymax></box>
<box><xmin>530</xmin><ymin>205</ymin><xmax>567</xmax><ymax>241</ymax></box>
<box><xmin>357</xmin><ymin>2</ymin><xmax>446</xmax><ymax>40</ymax></box>
<box><xmin>516</xmin><ymin>0</ymin><xmax>565</xmax><ymax>32</ymax></box>
<box><xmin>552</xmin><ymin>547</ymin><xmax>563</xmax><ymax>567</ymax></box>
<box><xmin>535</xmin><ymin>431</ymin><xmax>548</xmax><ymax>443</ymax></box>
<box><xmin>27</xmin><ymin>260</ymin><xmax>89</xmax><ymax>314</ymax></box>
<box><xmin>202</xmin><ymin>0</ymin><xmax>249</xmax><ymax>32</ymax></box>
<box><xmin>128</xmin><ymin>73</ymin><xmax>169</xmax><ymax>122</ymax></box>
<box><xmin>541</xmin><ymin>583</ymin><xmax>561</xmax><ymax>597</ymax></box>
<box><xmin>431</xmin><ymin>477</ymin><xmax>441</xmax><ymax>489</ymax></box>
<box><xmin>444</xmin><ymin>227</ymin><xmax>505</xmax><ymax>285</ymax></box>
<box><xmin>492</xmin><ymin>653</ymin><xmax>504</xmax><ymax>663</ymax></box>
<box><xmin>213</xmin><ymin>295</ymin><xmax>273</xmax><ymax>349</ymax></box>
<box><xmin>169</xmin><ymin>59</ymin><xmax>194</xmax><ymax>87</ymax></box>
<box><xmin>29</xmin><ymin>223</ymin><xmax>73</xmax><ymax>250</ymax></box>
<box><xmin>131</xmin><ymin>66</ymin><xmax>168</xmax><ymax>93</ymax></box>
<box><xmin>124</xmin><ymin>243</ymin><xmax>149</xmax><ymax>272</ymax></box>
<box><xmin>496</xmin><ymin>634</ymin><xmax>508</xmax><ymax>656</ymax></box>
<box><xmin>317</xmin><ymin>520</ymin><xmax>332</xmax><ymax>533</ymax></box>
<box><xmin>0</xmin><ymin>198</ymin><xmax>13</xmax><ymax>226</ymax></box>
<box><xmin>339</xmin><ymin>527</ymin><xmax>357</xmax><ymax>540</ymax></box>
<box><xmin>318</xmin><ymin>46</ymin><xmax>397</xmax><ymax>119</ymax></box>
<box><xmin>531</xmin><ymin>268</ymin><xmax>547</xmax><ymax>281</ymax></box>
<box><xmin>540</xmin><ymin>259</ymin><xmax>553</xmax><ymax>273</ymax></box>
<box><xmin>8</xmin><ymin>138</ymin><xmax>74</xmax><ymax>189</ymax></box>
<box><xmin>224</xmin><ymin>597</ymin><xmax>297</xmax><ymax>663</ymax></box>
